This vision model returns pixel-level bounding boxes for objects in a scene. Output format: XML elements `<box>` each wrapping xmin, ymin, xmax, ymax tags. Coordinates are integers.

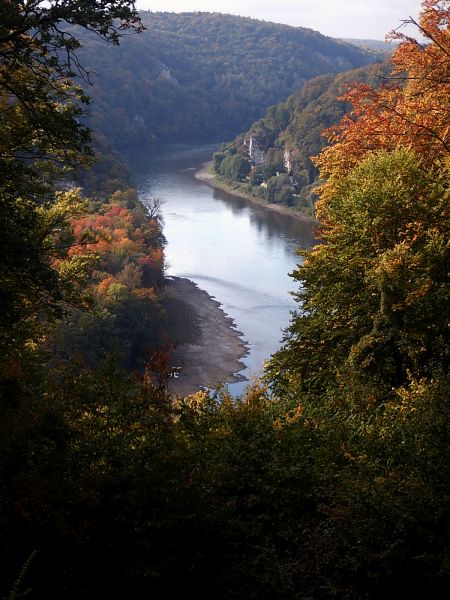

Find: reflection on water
<box><xmin>132</xmin><ymin>143</ymin><xmax>316</xmax><ymax>395</ymax></box>
<box><xmin>212</xmin><ymin>187</ymin><xmax>315</xmax><ymax>253</ymax></box>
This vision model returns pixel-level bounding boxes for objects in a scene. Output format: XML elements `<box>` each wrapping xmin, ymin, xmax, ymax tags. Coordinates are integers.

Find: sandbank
<box><xmin>163</xmin><ymin>277</ymin><xmax>248</xmax><ymax>396</ymax></box>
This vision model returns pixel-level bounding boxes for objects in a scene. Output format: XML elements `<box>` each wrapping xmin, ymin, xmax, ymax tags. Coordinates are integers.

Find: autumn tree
<box><xmin>269</xmin><ymin>0</ymin><xmax>450</xmax><ymax>396</ymax></box>
<box><xmin>315</xmin><ymin>0</ymin><xmax>450</xmax><ymax>208</ymax></box>
<box><xmin>265</xmin><ymin>2</ymin><xmax>450</xmax><ymax>594</ymax></box>
<box><xmin>0</xmin><ymin>1</ymin><xmax>142</xmax><ymax>357</ymax></box>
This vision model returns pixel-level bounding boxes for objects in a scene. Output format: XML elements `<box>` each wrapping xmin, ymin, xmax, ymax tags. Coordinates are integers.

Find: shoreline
<box><xmin>195</xmin><ymin>161</ymin><xmax>318</xmax><ymax>223</ymax></box>
<box><xmin>163</xmin><ymin>276</ymin><xmax>249</xmax><ymax>396</ymax></box>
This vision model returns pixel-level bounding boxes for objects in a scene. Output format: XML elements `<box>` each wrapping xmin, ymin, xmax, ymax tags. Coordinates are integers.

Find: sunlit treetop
<box><xmin>314</xmin><ymin>0</ymin><xmax>450</xmax><ymax>214</ymax></box>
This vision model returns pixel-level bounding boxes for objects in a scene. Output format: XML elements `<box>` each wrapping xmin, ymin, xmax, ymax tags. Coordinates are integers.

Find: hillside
<box><xmin>213</xmin><ymin>60</ymin><xmax>390</xmax><ymax>213</ymax></box>
<box><xmin>78</xmin><ymin>11</ymin><xmax>379</xmax><ymax>149</ymax></box>
<box><xmin>343</xmin><ymin>38</ymin><xmax>399</xmax><ymax>52</ymax></box>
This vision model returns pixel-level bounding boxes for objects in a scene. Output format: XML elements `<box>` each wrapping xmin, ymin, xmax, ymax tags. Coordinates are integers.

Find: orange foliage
<box><xmin>113</xmin><ymin>237</ymin><xmax>139</xmax><ymax>257</ymax></box>
<box><xmin>96</xmin><ymin>275</ymin><xmax>115</xmax><ymax>296</ymax></box>
<box><xmin>314</xmin><ymin>0</ymin><xmax>450</xmax><ymax>215</ymax></box>
<box><xmin>137</xmin><ymin>248</ymin><xmax>164</xmax><ymax>272</ymax></box>
<box><xmin>132</xmin><ymin>287</ymin><xmax>157</xmax><ymax>301</ymax></box>
<box><xmin>67</xmin><ymin>194</ymin><xmax>165</xmax><ymax>304</ymax></box>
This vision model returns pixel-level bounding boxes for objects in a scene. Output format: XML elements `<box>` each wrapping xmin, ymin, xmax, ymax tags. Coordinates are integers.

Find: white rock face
<box><xmin>315</xmin><ymin>52</ymin><xmax>352</xmax><ymax>70</ymax></box>
<box><xmin>247</xmin><ymin>136</ymin><xmax>266</xmax><ymax>165</ymax></box>
<box><xmin>284</xmin><ymin>149</ymin><xmax>293</xmax><ymax>174</ymax></box>
<box><xmin>157</xmin><ymin>66</ymin><xmax>179</xmax><ymax>85</ymax></box>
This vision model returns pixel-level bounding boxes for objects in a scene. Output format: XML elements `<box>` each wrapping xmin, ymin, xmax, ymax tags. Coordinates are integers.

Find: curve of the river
<box><xmin>133</xmin><ymin>144</ymin><xmax>316</xmax><ymax>395</ymax></box>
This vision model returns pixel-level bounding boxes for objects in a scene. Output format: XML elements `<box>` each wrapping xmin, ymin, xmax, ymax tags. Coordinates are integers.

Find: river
<box><xmin>132</xmin><ymin>144</ymin><xmax>316</xmax><ymax>395</ymax></box>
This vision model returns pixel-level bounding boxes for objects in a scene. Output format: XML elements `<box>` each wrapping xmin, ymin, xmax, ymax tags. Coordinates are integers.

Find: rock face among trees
<box><xmin>214</xmin><ymin>61</ymin><xmax>391</xmax><ymax>211</ymax></box>
<box><xmin>77</xmin><ymin>11</ymin><xmax>378</xmax><ymax>149</ymax></box>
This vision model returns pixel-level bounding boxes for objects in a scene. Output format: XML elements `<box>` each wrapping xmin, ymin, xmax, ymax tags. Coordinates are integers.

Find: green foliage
<box><xmin>219</xmin><ymin>154</ymin><xmax>251</xmax><ymax>181</ymax></box>
<box><xmin>269</xmin><ymin>149</ymin><xmax>449</xmax><ymax>396</ymax></box>
<box><xmin>0</xmin><ymin>364</ymin><xmax>318</xmax><ymax>599</ymax></box>
<box><xmin>0</xmin><ymin>189</ymin><xmax>92</xmax><ymax>359</ymax></box>
<box><xmin>264</xmin><ymin>153</ymin><xmax>450</xmax><ymax>597</ymax></box>
<box><xmin>218</xmin><ymin>61</ymin><xmax>390</xmax><ymax>210</ymax></box>
<box><xmin>265</xmin><ymin>174</ymin><xmax>295</xmax><ymax>204</ymax></box>
<box><xmin>213</xmin><ymin>151</ymin><xmax>227</xmax><ymax>173</ymax></box>
<box><xmin>75</xmin><ymin>134</ymin><xmax>131</xmax><ymax>198</ymax></box>
<box><xmin>259</xmin><ymin>8</ymin><xmax>450</xmax><ymax>592</ymax></box>
<box><xmin>264</xmin><ymin>148</ymin><xmax>286</xmax><ymax>175</ymax></box>
<box><xmin>0</xmin><ymin>0</ymin><xmax>167</xmax><ymax>377</ymax></box>
<box><xmin>248</xmin><ymin>165</ymin><xmax>265</xmax><ymax>186</ymax></box>
<box><xmin>4</xmin><ymin>352</ymin><xmax>448</xmax><ymax>598</ymax></box>
<box><xmin>77</xmin><ymin>11</ymin><xmax>377</xmax><ymax>148</ymax></box>
<box><xmin>1</xmin><ymin>3</ymin><xmax>449</xmax><ymax>599</ymax></box>
<box><xmin>45</xmin><ymin>187</ymin><xmax>167</xmax><ymax>370</ymax></box>
<box><xmin>0</xmin><ymin>0</ymin><xmax>142</xmax><ymax>360</ymax></box>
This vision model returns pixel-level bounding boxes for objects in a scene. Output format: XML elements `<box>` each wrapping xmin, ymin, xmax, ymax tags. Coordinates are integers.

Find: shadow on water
<box><xmin>211</xmin><ymin>187</ymin><xmax>317</xmax><ymax>250</ymax></box>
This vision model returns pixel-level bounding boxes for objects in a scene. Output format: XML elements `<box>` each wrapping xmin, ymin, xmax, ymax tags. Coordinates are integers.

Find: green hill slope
<box><xmin>214</xmin><ymin>61</ymin><xmax>390</xmax><ymax>213</ymax></box>
<box><xmin>78</xmin><ymin>11</ymin><xmax>379</xmax><ymax>149</ymax></box>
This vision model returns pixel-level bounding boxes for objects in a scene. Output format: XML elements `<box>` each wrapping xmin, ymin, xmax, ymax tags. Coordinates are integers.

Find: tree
<box><xmin>219</xmin><ymin>154</ymin><xmax>251</xmax><ymax>181</ymax></box>
<box><xmin>213</xmin><ymin>151</ymin><xmax>227</xmax><ymax>172</ymax></box>
<box><xmin>264</xmin><ymin>5</ymin><xmax>450</xmax><ymax>594</ymax></box>
<box><xmin>265</xmin><ymin>174</ymin><xmax>294</xmax><ymax>204</ymax></box>
<box><xmin>269</xmin><ymin>149</ymin><xmax>449</xmax><ymax>396</ymax></box>
<box><xmin>248</xmin><ymin>165</ymin><xmax>265</xmax><ymax>186</ymax></box>
<box><xmin>0</xmin><ymin>1</ymin><xmax>142</xmax><ymax>176</ymax></box>
<box><xmin>269</xmin><ymin>0</ymin><xmax>450</xmax><ymax>397</ymax></box>
<box><xmin>0</xmin><ymin>1</ymin><xmax>142</xmax><ymax>357</ymax></box>
<box><xmin>314</xmin><ymin>0</ymin><xmax>450</xmax><ymax>211</ymax></box>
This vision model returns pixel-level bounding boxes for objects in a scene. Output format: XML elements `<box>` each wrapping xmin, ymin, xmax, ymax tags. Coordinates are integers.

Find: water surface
<box><xmin>133</xmin><ymin>144</ymin><xmax>316</xmax><ymax>394</ymax></box>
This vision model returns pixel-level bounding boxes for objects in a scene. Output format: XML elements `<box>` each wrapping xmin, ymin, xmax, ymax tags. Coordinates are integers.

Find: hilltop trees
<box><xmin>75</xmin><ymin>11</ymin><xmax>377</xmax><ymax>148</ymax></box>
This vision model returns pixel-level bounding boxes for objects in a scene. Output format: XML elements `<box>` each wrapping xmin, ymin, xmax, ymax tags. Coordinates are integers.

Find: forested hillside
<box><xmin>214</xmin><ymin>60</ymin><xmax>391</xmax><ymax>212</ymax></box>
<box><xmin>343</xmin><ymin>38</ymin><xmax>399</xmax><ymax>51</ymax></box>
<box><xmin>77</xmin><ymin>11</ymin><xmax>378</xmax><ymax>148</ymax></box>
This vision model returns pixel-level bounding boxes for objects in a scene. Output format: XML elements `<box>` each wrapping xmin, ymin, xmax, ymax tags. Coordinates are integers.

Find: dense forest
<box><xmin>77</xmin><ymin>11</ymin><xmax>378</xmax><ymax>149</ymax></box>
<box><xmin>1</xmin><ymin>1</ymin><xmax>449</xmax><ymax>599</ymax></box>
<box><xmin>213</xmin><ymin>60</ymin><xmax>392</xmax><ymax>213</ymax></box>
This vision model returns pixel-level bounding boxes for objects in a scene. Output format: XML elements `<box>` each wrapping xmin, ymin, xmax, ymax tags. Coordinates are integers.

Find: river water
<box><xmin>133</xmin><ymin>144</ymin><xmax>316</xmax><ymax>394</ymax></box>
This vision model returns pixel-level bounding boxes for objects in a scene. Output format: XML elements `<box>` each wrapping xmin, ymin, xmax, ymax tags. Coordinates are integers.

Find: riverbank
<box><xmin>195</xmin><ymin>161</ymin><xmax>318</xmax><ymax>223</ymax></box>
<box><xmin>163</xmin><ymin>276</ymin><xmax>248</xmax><ymax>396</ymax></box>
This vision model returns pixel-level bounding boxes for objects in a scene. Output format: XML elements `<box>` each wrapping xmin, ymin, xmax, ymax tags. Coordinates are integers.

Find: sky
<box><xmin>135</xmin><ymin>1</ymin><xmax>423</xmax><ymax>40</ymax></box>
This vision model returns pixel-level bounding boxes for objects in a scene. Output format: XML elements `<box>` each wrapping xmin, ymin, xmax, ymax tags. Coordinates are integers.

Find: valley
<box><xmin>1</xmin><ymin>2</ymin><xmax>448</xmax><ymax>598</ymax></box>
